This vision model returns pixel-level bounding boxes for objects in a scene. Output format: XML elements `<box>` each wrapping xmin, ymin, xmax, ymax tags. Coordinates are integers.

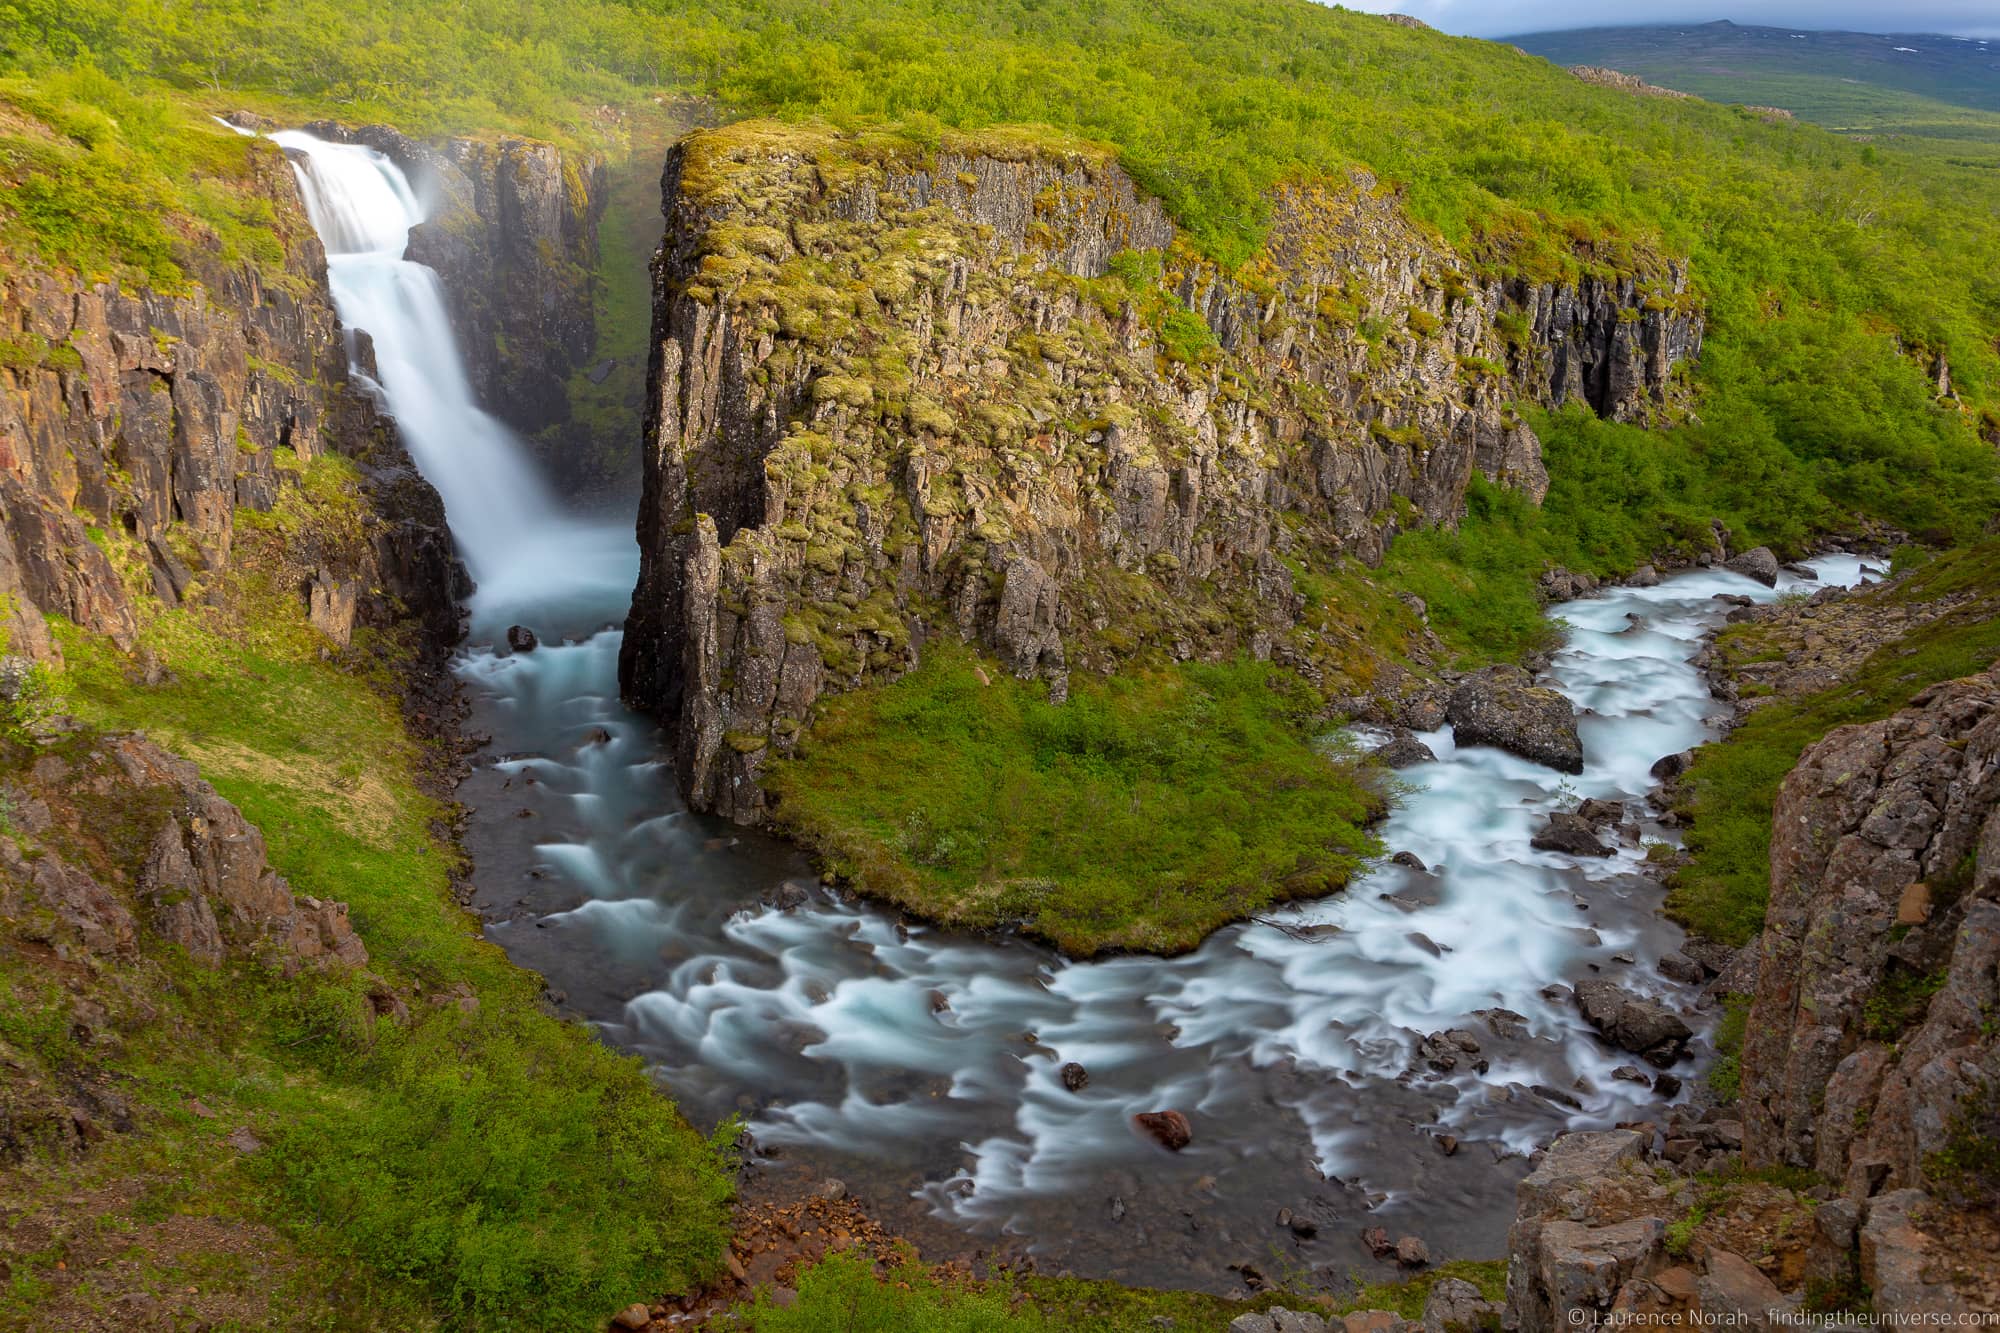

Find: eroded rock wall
<box><xmin>1743</xmin><ymin>667</ymin><xmax>2000</xmax><ymax>1200</ymax></box>
<box><xmin>620</xmin><ymin>122</ymin><xmax>1705</xmax><ymax>822</ymax></box>
<box><xmin>0</xmin><ymin>143</ymin><xmax>456</xmax><ymax>666</ymax></box>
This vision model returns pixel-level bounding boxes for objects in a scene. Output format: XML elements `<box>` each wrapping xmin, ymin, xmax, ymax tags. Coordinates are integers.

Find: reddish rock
<box><xmin>1132</xmin><ymin>1109</ymin><xmax>1191</xmax><ymax>1151</ymax></box>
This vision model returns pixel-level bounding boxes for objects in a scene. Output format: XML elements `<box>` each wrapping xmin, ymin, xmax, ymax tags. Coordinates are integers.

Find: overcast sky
<box><xmin>1341</xmin><ymin>1</ymin><xmax>2000</xmax><ymax>38</ymax></box>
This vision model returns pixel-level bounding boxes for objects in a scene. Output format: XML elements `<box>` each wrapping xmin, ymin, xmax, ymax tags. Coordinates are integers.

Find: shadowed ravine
<box><xmin>277</xmin><ymin>129</ymin><xmax>1873</xmax><ymax>1294</ymax></box>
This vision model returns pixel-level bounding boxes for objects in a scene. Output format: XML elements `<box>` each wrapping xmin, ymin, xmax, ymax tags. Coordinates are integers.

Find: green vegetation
<box><xmin>765</xmin><ymin>644</ymin><xmax>1383</xmax><ymax>956</ymax></box>
<box><xmin>0</xmin><ymin>65</ymin><xmax>298</xmax><ymax>289</ymax></box>
<box><xmin>1927</xmin><ymin>1077</ymin><xmax>2000</xmax><ymax>1208</ymax></box>
<box><xmin>1706</xmin><ymin>992</ymin><xmax>1753</xmax><ymax>1102</ymax></box>
<box><xmin>3</xmin><ymin>458</ymin><xmax>732</xmax><ymax>1328</ymax></box>
<box><xmin>1668</xmin><ymin>539</ymin><xmax>2000</xmax><ymax>945</ymax></box>
<box><xmin>717</xmin><ymin>1249</ymin><xmax>1507</xmax><ymax>1330</ymax></box>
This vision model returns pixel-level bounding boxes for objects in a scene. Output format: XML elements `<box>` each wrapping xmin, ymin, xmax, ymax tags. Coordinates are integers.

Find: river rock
<box><xmin>1656</xmin><ymin>951</ymin><xmax>1705</xmax><ymax>985</ymax></box>
<box><xmin>1394</xmin><ymin>1235</ymin><xmax>1430</xmax><ymax>1268</ymax></box>
<box><xmin>1391</xmin><ymin>850</ymin><xmax>1427</xmax><ymax>871</ymax></box>
<box><xmin>1628</xmin><ymin>564</ymin><xmax>1661</xmax><ymax>588</ymax></box>
<box><xmin>1725</xmin><ymin>545</ymin><xmax>1780</xmax><ymax>585</ymax></box>
<box><xmin>1446</xmin><ymin>666</ymin><xmax>1583</xmax><ymax>773</ymax></box>
<box><xmin>1531</xmin><ymin>812</ymin><xmax>1612</xmax><ymax>857</ymax></box>
<box><xmin>1060</xmin><ymin>1061</ymin><xmax>1089</xmax><ymax>1092</ymax></box>
<box><xmin>1133</xmin><ymin>1109</ymin><xmax>1191</xmax><ymax>1151</ymax></box>
<box><xmin>506</xmin><ymin>624</ymin><xmax>539</xmax><ymax>652</ymax></box>
<box><xmin>1375</xmin><ymin>730</ymin><xmax>1437</xmax><ymax>768</ymax></box>
<box><xmin>1649</xmin><ymin>750</ymin><xmax>1692</xmax><ymax>780</ymax></box>
<box><xmin>1575</xmin><ymin>798</ymin><xmax>1624</xmax><ymax>826</ymax></box>
<box><xmin>612</xmin><ymin>1303</ymin><xmax>651</xmax><ymax>1330</ymax></box>
<box><xmin>1573</xmin><ymin>979</ymin><xmax>1692</xmax><ymax>1066</ymax></box>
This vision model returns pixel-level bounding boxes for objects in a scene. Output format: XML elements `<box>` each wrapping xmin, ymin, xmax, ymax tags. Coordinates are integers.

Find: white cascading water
<box><xmin>266</xmin><ymin>123</ymin><xmax>1879</xmax><ymax>1285</ymax></box>
<box><xmin>273</xmin><ymin>132</ymin><xmax>633</xmax><ymax>629</ymax></box>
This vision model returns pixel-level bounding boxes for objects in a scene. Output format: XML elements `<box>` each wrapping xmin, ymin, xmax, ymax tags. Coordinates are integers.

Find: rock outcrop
<box><xmin>0</xmin><ymin>133</ymin><xmax>456</xmax><ymax>668</ymax></box>
<box><xmin>1743</xmin><ymin>667</ymin><xmax>1999</xmax><ymax>1203</ymax></box>
<box><xmin>622</xmin><ymin>121</ymin><xmax>1699</xmax><ymax>820</ymax></box>
<box><xmin>1447</xmin><ymin>666</ymin><xmax>1585</xmax><ymax>773</ymax></box>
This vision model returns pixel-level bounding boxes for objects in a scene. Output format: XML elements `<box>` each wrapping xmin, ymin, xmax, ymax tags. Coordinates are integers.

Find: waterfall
<box><xmin>271</xmin><ymin>131</ymin><xmax>594</xmax><ymax>617</ymax></box>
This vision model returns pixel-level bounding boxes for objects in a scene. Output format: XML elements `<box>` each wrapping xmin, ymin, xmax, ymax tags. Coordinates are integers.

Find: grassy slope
<box><xmin>1667</xmin><ymin>539</ymin><xmax>2000</xmax><ymax>946</ymax></box>
<box><xmin>766</xmin><ymin>645</ymin><xmax>1384</xmax><ymax>957</ymax></box>
<box><xmin>2</xmin><ymin>458</ymin><xmax>733</xmax><ymax>1329</ymax></box>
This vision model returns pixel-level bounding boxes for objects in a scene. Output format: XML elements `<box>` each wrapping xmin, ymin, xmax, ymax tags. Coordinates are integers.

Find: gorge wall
<box><xmin>0</xmin><ymin>135</ymin><xmax>456</xmax><ymax>671</ymax></box>
<box><xmin>618</xmin><ymin>121</ymin><xmax>1705</xmax><ymax>822</ymax></box>
<box><xmin>1501</xmin><ymin>659</ymin><xmax>2000</xmax><ymax>1326</ymax></box>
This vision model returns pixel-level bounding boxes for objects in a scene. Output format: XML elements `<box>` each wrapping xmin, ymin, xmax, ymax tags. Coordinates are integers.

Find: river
<box><xmin>274</xmin><ymin>128</ymin><xmax>1870</xmax><ymax>1294</ymax></box>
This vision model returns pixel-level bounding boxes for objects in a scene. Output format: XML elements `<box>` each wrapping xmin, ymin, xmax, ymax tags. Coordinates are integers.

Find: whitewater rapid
<box><xmin>272</xmin><ymin>126</ymin><xmax>1871</xmax><ymax>1287</ymax></box>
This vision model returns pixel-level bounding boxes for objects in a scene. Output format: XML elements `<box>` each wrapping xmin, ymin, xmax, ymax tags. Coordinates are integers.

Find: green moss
<box><xmin>765</xmin><ymin>643</ymin><xmax>1384</xmax><ymax>956</ymax></box>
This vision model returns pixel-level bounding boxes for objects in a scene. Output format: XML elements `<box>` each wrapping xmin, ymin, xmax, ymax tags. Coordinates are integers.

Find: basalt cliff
<box><xmin>619</xmin><ymin>121</ymin><xmax>1704</xmax><ymax>822</ymax></box>
<box><xmin>0</xmin><ymin>138</ymin><xmax>455</xmax><ymax>669</ymax></box>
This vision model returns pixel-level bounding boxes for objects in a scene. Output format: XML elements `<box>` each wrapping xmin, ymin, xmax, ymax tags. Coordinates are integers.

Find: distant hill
<box><xmin>1512</xmin><ymin>20</ymin><xmax>2000</xmax><ymax>146</ymax></box>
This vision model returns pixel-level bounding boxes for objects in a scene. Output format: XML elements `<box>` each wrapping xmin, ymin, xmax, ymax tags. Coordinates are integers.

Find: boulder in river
<box><xmin>1649</xmin><ymin>750</ymin><xmax>1692</xmax><ymax>780</ymax></box>
<box><xmin>1725</xmin><ymin>545</ymin><xmax>1780</xmax><ymax>586</ymax></box>
<box><xmin>1133</xmin><ymin>1109</ymin><xmax>1191</xmax><ymax>1150</ymax></box>
<box><xmin>1574</xmin><ymin>797</ymin><xmax>1624</xmax><ymax>827</ymax></box>
<box><xmin>1373</xmin><ymin>730</ymin><xmax>1437</xmax><ymax>768</ymax></box>
<box><xmin>1531</xmin><ymin>812</ymin><xmax>1612</xmax><ymax>857</ymax></box>
<box><xmin>1445</xmin><ymin>666</ymin><xmax>1583</xmax><ymax>773</ymax></box>
<box><xmin>1574</xmin><ymin>979</ymin><xmax>1693</xmax><ymax>1066</ymax></box>
<box><xmin>1628</xmin><ymin>564</ymin><xmax>1661</xmax><ymax>588</ymax></box>
<box><xmin>1060</xmin><ymin>1061</ymin><xmax>1089</xmax><ymax>1092</ymax></box>
<box><xmin>506</xmin><ymin>624</ymin><xmax>538</xmax><ymax>652</ymax></box>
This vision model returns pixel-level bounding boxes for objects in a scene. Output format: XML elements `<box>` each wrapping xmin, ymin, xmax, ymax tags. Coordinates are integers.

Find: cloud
<box><xmin>1339</xmin><ymin>1</ymin><xmax>2000</xmax><ymax>39</ymax></box>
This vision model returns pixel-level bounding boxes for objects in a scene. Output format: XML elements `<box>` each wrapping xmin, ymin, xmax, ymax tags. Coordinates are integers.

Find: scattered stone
<box><xmin>612</xmin><ymin>1302</ymin><xmax>651</xmax><ymax>1330</ymax></box>
<box><xmin>1610</xmin><ymin>951</ymin><xmax>1635</xmax><ymax>965</ymax></box>
<box><xmin>1649</xmin><ymin>750</ymin><xmax>1692</xmax><ymax>780</ymax></box>
<box><xmin>1656</xmin><ymin>951</ymin><xmax>1705</xmax><ymax>985</ymax></box>
<box><xmin>1436</xmin><ymin>1134</ymin><xmax>1458</xmax><ymax>1156</ymax></box>
<box><xmin>1375</xmin><ymin>730</ymin><xmax>1438</xmax><ymax>768</ymax></box>
<box><xmin>1393</xmin><ymin>1235</ymin><xmax>1430</xmax><ymax>1268</ymax></box>
<box><xmin>1390</xmin><ymin>851</ymin><xmax>1427</xmax><ymax>872</ymax></box>
<box><xmin>1532</xmin><ymin>1084</ymin><xmax>1582</xmax><ymax>1110</ymax></box>
<box><xmin>1652</xmin><ymin>1072</ymin><xmax>1683</xmax><ymax>1098</ymax></box>
<box><xmin>1574</xmin><ymin>979</ymin><xmax>1693</xmax><ymax>1066</ymax></box>
<box><xmin>1362</xmin><ymin>1225</ymin><xmax>1396</xmax><ymax>1259</ymax></box>
<box><xmin>1406</xmin><ymin>931</ymin><xmax>1444</xmax><ymax>957</ymax></box>
<box><xmin>1531</xmin><ymin>812</ymin><xmax>1612</xmax><ymax>857</ymax></box>
<box><xmin>1725</xmin><ymin>546</ymin><xmax>1780</xmax><ymax>586</ymax></box>
<box><xmin>506</xmin><ymin>624</ymin><xmax>538</xmax><ymax>652</ymax></box>
<box><xmin>1575</xmin><ymin>798</ymin><xmax>1625</xmax><ymax>826</ymax></box>
<box><xmin>1133</xmin><ymin>1110</ymin><xmax>1192</xmax><ymax>1151</ymax></box>
<box><xmin>1628</xmin><ymin>564</ymin><xmax>1661</xmax><ymax>588</ymax></box>
<box><xmin>227</xmin><ymin>1127</ymin><xmax>263</xmax><ymax>1154</ymax></box>
<box><xmin>1697</xmin><ymin>1249</ymin><xmax>1795</xmax><ymax>1327</ymax></box>
<box><xmin>1712</xmin><ymin>592</ymin><xmax>1755</xmax><ymax>608</ymax></box>
<box><xmin>1611</xmin><ymin>1065</ymin><xmax>1649</xmax><ymax>1084</ymax></box>
<box><xmin>1421</xmin><ymin>1276</ymin><xmax>1499</xmax><ymax>1332</ymax></box>
<box><xmin>1060</xmin><ymin>1061</ymin><xmax>1090</xmax><ymax>1092</ymax></box>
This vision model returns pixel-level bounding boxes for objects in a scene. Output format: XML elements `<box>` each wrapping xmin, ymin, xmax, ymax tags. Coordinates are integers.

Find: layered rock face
<box><xmin>312</xmin><ymin>123</ymin><xmax>608</xmax><ymax>483</ymax></box>
<box><xmin>621</xmin><ymin>122</ymin><xmax>1704</xmax><ymax>821</ymax></box>
<box><xmin>1743</xmin><ymin>667</ymin><xmax>1999</xmax><ymax>1204</ymax></box>
<box><xmin>0</xmin><ymin>140</ymin><xmax>456</xmax><ymax>665</ymax></box>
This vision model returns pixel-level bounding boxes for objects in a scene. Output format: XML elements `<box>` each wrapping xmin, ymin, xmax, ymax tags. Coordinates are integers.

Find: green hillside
<box><xmin>5</xmin><ymin>3</ymin><xmax>1997</xmax><ymax>650</ymax></box>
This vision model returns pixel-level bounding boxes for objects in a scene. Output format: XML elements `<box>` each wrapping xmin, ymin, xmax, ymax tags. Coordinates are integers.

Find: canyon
<box><xmin>2</xmin><ymin>87</ymin><xmax>1995</xmax><ymax>1330</ymax></box>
